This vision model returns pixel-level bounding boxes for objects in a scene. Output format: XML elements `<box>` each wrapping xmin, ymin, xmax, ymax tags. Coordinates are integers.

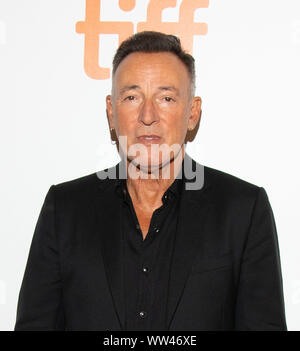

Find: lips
<box><xmin>137</xmin><ymin>135</ymin><xmax>162</xmax><ymax>144</ymax></box>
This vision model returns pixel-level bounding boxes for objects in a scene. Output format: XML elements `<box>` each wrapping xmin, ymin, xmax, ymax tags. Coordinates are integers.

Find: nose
<box><xmin>138</xmin><ymin>98</ymin><xmax>159</xmax><ymax>126</ymax></box>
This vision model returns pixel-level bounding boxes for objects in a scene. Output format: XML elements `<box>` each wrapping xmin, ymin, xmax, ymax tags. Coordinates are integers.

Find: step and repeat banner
<box><xmin>76</xmin><ymin>0</ymin><xmax>208</xmax><ymax>79</ymax></box>
<box><xmin>0</xmin><ymin>0</ymin><xmax>299</xmax><ymax>330</ymax></box>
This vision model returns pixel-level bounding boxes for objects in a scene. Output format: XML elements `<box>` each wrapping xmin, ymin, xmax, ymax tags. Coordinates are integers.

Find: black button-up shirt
<box><xmin>115</xmin><ymin>171</ymin><xmax>183</xmax><ymax>331</ymax></box>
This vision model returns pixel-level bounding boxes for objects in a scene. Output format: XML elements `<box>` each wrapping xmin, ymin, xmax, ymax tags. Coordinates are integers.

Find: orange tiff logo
<box><xmin>76</xmin><ymin>0</ymin><xmax>209</xmax><ymax>80</ymax></box>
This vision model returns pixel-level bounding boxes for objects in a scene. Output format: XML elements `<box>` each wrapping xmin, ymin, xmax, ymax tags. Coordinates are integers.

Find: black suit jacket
<box><xmin>15</xmin><ymin>154</ymin><xmax>287</xmax><ymax>330</ymax></box>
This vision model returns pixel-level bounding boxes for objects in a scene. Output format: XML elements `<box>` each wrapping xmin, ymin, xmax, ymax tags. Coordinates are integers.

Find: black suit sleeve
<box><xmin>234</xmin><ymin>187</ymin><xmax>287</xmax><ymax>330</ymax></box>
<box><xmin>15</xmin><ymin>185</ymin><xmax>65</xmax><ymax>330</ymax></box>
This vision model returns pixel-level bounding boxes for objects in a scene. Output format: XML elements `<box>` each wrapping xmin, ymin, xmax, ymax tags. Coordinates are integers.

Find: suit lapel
<box><xmin>166</xmin><ymin>155</ymin><xmax>213</xmax><ymax>329</ymax></box>
<box><xmin>94</xmin><ymin>164</ymin><xmax>125</xmax><ymax>330</ymax></box>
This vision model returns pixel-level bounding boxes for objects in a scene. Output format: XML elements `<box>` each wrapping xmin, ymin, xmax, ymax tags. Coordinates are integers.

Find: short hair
<box><xmin>112</xmin><ymin>31</ymin><xmax>196</xmax><ymax>97</ymax></box>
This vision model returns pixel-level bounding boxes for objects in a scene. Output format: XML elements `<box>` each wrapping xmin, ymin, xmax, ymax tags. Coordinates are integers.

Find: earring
<box><xmin>110</xmin><ymin>127</ymin><xmax>116</xmax><ymax>145</ymax></box>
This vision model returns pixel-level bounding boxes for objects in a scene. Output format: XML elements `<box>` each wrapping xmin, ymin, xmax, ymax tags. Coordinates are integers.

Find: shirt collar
<box><xmin>114</xmin><ymin>158</ymin><xmax>184</xmax><ymax>202</ymax></box>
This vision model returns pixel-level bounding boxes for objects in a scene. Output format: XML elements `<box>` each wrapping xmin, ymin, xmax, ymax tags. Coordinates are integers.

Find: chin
<box><xmin>129</xmin><ymin>155</ymin><xmax>161</xmax><ymax>170</ymax></box>
<box><xmin>132</xmin><ymin>155</ymin><xmax>178</xmax><ymax>180</ymax></box>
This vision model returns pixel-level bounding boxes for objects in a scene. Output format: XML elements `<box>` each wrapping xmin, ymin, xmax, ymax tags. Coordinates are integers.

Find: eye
<box><xmin>163</xmin><ymin>96</ymin><xmax>175</xmax><ymax>102</ymax></box>
<box><xmin>124</xmin><ymin>95</ymin><xmax>135</xmax><ymax>101</ymax></box>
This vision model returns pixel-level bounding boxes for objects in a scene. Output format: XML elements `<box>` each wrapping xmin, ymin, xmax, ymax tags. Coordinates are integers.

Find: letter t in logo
<box><xmin>76</xmin><ymin>0</ymin><xmax>134</xmax><ymax>79</ymax></box>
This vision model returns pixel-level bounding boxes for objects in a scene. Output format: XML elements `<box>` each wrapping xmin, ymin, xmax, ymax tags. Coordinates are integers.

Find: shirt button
<box><xmin>154</xmin><ymin>227</ymin><xmax>160</xmax><ymax>233</ymax></box>
<box><xmin>142</xmin><ymin>267</ymin><xmax>149</xmax><ymax>274</ymax></box>
<box><xmin>139</xmin><ymin>311</ymin><xmax>147</xmax><ymax>318</ymax></box>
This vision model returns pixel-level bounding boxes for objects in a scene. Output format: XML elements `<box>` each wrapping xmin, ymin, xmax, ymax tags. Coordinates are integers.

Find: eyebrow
<box><xmin>157</xmin><ymin>86</ymin><xmax>180</xmax><ymax>95</ymax></box>
<box><xmin>118</xmin><ymin>85</ymin><xmax>180</xmax><ymax>95</ymax></box>
<box><xmin>119</xmin><ymin>85</ymin><xmax>141</xmax><ymax>95</ymax></box>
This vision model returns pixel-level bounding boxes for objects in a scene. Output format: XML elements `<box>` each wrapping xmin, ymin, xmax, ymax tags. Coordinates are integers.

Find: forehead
<box><xmin>113</xmin><ymin>52</ymin><xmax>190</xmax><ymax>89</ymax></box>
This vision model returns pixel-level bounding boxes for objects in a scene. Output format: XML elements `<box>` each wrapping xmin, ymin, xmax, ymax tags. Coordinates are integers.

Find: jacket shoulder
<box><xmin>203</xmin><ymin>164</ymin><xmax>263</xmax><ymax>203</ymax></box>
<box><xmin>50</xmin><ymin>164</ymin><xmax>118</xmax><ymax>200</ymax></box>
<box><xmin>200</xmin><ymin>165</ymin><xmax>269</xmax><ymax>232</ymax></box>
<box><xmin>204</xmin><ymin>164</ymin><xmax>260</xmax><ymax>190</ymax></box>
<box><xmin>50</xmin><ymin>172</ymin><xmax>105</xmax><ymax>205</ymax></box>
<box><xmin>54</xmin><ymin>172</ymin><xmax>98</xmax><ymax>191</ymax></box>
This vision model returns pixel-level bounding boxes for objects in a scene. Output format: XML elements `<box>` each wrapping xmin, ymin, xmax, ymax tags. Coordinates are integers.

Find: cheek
<box><xmin>114</xmin><ymin>110</ymin><xmax>136</xmax><ymax>135</ymax></box>
<box><xmin>165</xmin><ymin>113</ymin><xmax>188</xmax><ymax>140</ymax></box>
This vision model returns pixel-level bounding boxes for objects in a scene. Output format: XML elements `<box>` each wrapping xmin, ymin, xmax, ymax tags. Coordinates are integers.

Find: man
<box><xmin>15</xmin><ymin>31</ymin><xmax>287</xmax><ymax>331</ymax></box>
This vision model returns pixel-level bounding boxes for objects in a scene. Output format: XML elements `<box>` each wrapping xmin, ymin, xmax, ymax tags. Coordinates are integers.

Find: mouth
<box><xmin>137</xmin><ymin>135</ymin><xmax>162</xmax><ymax>144</ymax></box>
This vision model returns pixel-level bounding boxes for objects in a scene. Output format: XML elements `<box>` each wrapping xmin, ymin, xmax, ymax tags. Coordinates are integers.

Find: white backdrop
<box><xmin>0</xmin><ymin>0</ymin><xmax>299</xmax><ymax>330</ymax></box>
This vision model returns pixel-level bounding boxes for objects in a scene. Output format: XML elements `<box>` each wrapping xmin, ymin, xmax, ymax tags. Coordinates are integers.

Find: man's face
<box><xmin>106</xmin><ymin>52</ymin><xmax>201</xmax><ymax>172</ymax></box>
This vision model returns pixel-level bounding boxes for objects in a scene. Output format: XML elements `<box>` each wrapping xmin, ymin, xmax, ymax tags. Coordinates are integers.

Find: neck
<box><xmin>125</xmin><ymin>148</ymin><xmax>185</xmax><ymax>209</ymax></box>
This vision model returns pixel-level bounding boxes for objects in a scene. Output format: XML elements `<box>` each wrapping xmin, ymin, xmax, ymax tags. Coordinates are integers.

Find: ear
<box><xmin>106</xmin><ymin>95</ymin><xmax>114</xmax><ymax>129</ymax></box>
<box><xmin>188</xmin><ymin>96</ymin><xmax>202</xmax><ymax>131</ymax></box>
